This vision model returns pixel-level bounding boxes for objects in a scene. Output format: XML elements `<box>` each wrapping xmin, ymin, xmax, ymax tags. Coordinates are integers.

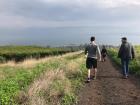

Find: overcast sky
<box><xmin>0</xmin><ymin>0</ymin><xmax>140</xmax><ymax>46</ymax></box>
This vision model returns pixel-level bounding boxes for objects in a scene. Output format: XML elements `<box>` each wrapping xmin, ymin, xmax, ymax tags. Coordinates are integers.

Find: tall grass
<box><xmin>24</xmin><ymin>53</ymin><xmax>86</xmax><ymax>105</ymax></box>
<box><xmin>0</xmin><ymin>51</ymin><xmax>87</xmax><ymax>105</ymax></box>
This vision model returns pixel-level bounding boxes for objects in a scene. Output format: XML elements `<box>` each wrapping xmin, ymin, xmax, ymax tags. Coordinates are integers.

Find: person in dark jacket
<box><xmin>118</xmin><ymin>37</ymin><xmax>135</xmax><ymax>79</ymax></box>
<box><xmin>101</xmin><ymin>45</ymin><xmax>107</xmax><ymax>62</ymax></box>
<box><xmin>85</xmin><ymin>36</ymin><xmax>101</xmax><ymax>82</ymax></box>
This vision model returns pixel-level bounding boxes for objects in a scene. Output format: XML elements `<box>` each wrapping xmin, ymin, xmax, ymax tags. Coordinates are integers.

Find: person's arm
<box><xmin>118</xmin><ymin>45</ymin><xmax>122</xmax><ymax>58</ymax></box>
<box><xmin>131</xmin><ymin>45</ymin><xmax>135</xmax><ymax>59</ymax></box>
<box><xmin>97</xmin><ymin>45</ymin><xmax>101</xmax><ymax>61</ymax></box>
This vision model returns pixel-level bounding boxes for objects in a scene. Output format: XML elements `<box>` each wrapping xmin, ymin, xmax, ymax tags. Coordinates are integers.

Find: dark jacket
<box><xmin>118</xmin><ymin>42</ymin><xmax>135</xmax><ymax>59</ymax></box>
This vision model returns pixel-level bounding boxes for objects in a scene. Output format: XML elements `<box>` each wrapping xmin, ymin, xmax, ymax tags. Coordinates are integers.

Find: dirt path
<box><xmin>77</xmin><ymin>57</ymin><xmax>140</xmax><ymax>105</ymax></box>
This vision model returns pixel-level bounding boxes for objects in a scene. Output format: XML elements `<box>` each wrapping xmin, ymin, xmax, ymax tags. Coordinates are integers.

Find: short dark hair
<box><xmin>121</xmin><ymin>37</ymin><xmax>127</xmax><ymax>40</ymax></box>
<box><xmin>90</xmin><ymin>36</ymin><xmax>95</xmax><ymax>41</ymax></box>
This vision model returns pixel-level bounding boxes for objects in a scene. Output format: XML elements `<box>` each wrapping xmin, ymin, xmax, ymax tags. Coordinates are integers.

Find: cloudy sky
<box><xmin>0</xmin><ymin>0</ymin><xmax>140</xmax><ymax>46</ymax></box>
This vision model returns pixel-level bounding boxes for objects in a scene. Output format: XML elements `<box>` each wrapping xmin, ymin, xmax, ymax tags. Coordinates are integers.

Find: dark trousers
<box><xmin>121</xmin><ymin>58</ymin><xmax>130</xmax><ymax>76</ymax></box>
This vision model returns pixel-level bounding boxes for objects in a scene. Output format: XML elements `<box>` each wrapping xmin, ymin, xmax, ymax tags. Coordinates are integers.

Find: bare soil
<box><xmin>77</xmin><ymin>57</ymin><xmax>140</xmax><ymax>105</ymax></box>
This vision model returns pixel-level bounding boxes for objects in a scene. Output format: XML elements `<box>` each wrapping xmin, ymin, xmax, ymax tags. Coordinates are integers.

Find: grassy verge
<box><xmin>0</xmin><ymin>52</ymin><xmax>87</xmax><ymax>105</ymax></box>
<box><xmin>25</xmin><ymin>52</ymin><xmax>87</xmax><ymax>105</ymax></box>
<box><xmin>108</xmin><ymin>47</ymin><xmax>140</xmax><ymax>75</ymax></box>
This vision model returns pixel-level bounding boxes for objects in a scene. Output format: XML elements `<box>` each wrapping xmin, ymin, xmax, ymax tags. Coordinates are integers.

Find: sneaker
<box><xmin>123</xmin><ymin>75</ymin><xmax>128</xmax><ymax>79</ymax></box>
<box><xmin>85</xmin><ymin>78</ymin><xmax>90</xmax><ymax>83</ymax></box>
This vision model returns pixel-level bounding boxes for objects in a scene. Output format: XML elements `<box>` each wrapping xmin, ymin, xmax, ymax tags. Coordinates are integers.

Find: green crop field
<box><xmin>108</xmin><ymin>46</ymin><xmax>140</xmax><ymax>75</ymax></box>
<box><xmin>0</xmin><ymin>46</ymin><xmax>76</xmax><ymax>63</ymax></box>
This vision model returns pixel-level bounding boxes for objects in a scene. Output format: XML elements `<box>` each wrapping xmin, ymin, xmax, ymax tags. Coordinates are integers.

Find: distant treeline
<box><xmin>0</xmin><ymin>46</ymin><xmax>82</xmax><ymax>63</ymax></box>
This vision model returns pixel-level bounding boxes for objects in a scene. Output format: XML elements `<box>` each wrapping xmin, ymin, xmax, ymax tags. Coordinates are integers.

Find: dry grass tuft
<box><xmin>28</xmin><ymin>70</ymin><xmax>57</xmax><ymax>97</ymax></box>
<box><xmin>15</xmin><ymin>91</ymin><xmax>28</xmax><ymax>105</ymax></box>
<box><xmin>25</xmin><ymin>68</ymin><xmax>72</xmax><ymax>105</ymax></box>
<box><xmin>65</xmin><ymin>58</ymin><xmax>83</xmax><ymax>76</ymax></box>
<box><xmin>66</xmin><ymin>60</ymin><xmax>79</xmax><ymax>71</ymax></box>
<box><xmin>0</xmin><ymin>61</ymin><xmax>16</xmax><ymax>67</ymax></box>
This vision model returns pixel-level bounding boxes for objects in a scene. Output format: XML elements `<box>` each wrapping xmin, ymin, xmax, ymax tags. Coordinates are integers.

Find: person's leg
<box><xmin>121</xmin><ymin>59</ymin><xmax>126</xmax><ymax>76</ymax></box>
<box><xmin>103</xmin><ymin>57</ymin><xmax>105</xmax><ymax>62</ymax></box>
<box><xmin>90</xmin><ymin>68</ymin><xmax>94</xmax><ymax>79</ymax></box>
<box><xmin>94</xmin><ymin>68</ymin><xmax>97</xmax><ymax>80</ymax></box>
<box><xmin>125</xmin><ymin>59</ymin><xmax>130</xmax><ymax>77</ymax></box>
<box><xmin>102</xmin><ymin>54</ymin><xmax>106</xmax><ymax>62</ymax></box>
<box><xmin>92</xmin><ymin>68</ymin><xmax>95</xmax><ymax>76</ymax></box>
<box><xmin>93</xmin><ymin>58</ymin><xmax>98</xmax><ymax>79</ymax></box>
<box><xmin>88</xmin><ymin>69</ymin><xmax>91</xmax><ymax>81</ymax></box>
<box><xmin>89</xmin><ymin>68</ymin><xmax>95</xmax><ymax>79</ymax></box>
<box><xmin>102</xmin><ymin>56</ymin><xmax>105</xmax><ymax>62</ymax></box>
<box><xmin>86</xmin><ymin>58</ymin><xmax>92</xmax><ymax>82</ymax></box>
<box><xmin>104</xmin><ymin>55</ymin><xmax>106</xmax><ymax>61</ymax></box>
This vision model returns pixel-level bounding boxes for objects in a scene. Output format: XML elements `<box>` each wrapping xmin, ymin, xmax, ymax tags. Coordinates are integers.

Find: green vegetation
<box><xmin>0</xmin><ymin>52</ymin><xmax>87</xmax><ymax>105</ymax></box>
<box><xmin>108</xmin><ymin>46</ymin><xmax>140</xmax><ymax>75</ymax></box>
<box><xmin>0</xmin><ymin>46</ymin><xmax>76</xmax><ymax>62</ymax></box>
